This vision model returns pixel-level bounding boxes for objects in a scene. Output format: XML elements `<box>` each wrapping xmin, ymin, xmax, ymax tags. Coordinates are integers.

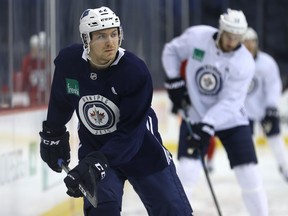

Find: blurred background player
<box><xmin>162</xmin><ymin>8</ymin><xmax>269</xmax><ymax>215</ymax></box>
<box><xmin>39</xmin><ymin>6</ymin><xmax>193</xmax><ymax>216</ymax></box>
<box><xmin>243</xmin><ymin>27</ymin><xmax>288</xmax><ymax>181</ymax></box>
<box><xmin>20</xmin><ymin>31</ymin><xmax>48</xmax><ymax>106</ymax></box>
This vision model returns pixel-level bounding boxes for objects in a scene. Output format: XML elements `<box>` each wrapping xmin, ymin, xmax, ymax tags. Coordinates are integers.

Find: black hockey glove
<box><xmin>261</xmin><ymin>107</ymin><xmax>279</xmax><ymax>135</ymax></box>
<box><xmin>164</xmin><ymin>77</ymin><xmax>191</xmax><ymax>113</ymax></box>
<box><xmin>187</xmin><ymin>123</ymin><xmax>214</xmax><ymax>154</ymax></box>
<box><xmin>39</xmin><ymin>121</ymin><xmax>70</xmax><ymax>172</ymax></box>
<box><xmin>64</xmin><ymin>151</ymin><xmax>109</xmax><ymax>198</ymax></box>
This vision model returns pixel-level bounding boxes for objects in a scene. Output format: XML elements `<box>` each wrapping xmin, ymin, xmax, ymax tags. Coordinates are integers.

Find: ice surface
<box><xmin>121</xmin><ymin>146</ymin><xmax>288</xmax><ymax>216</ymax></box>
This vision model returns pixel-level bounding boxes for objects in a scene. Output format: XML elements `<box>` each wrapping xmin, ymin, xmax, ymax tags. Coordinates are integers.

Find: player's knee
<box><xmin>233</xmin><ymin>163</ymin><xmax>264</xmax><ymax>192</ymax></box>
<box><xmin>177</xmin><ymin>157</ymin><xmax>202</xmax><ymax>187</ymax></box>
<box><xmin>84</xmin><ymin>201</ymin><xmax>120</xmax><ymax>216</ymax></box>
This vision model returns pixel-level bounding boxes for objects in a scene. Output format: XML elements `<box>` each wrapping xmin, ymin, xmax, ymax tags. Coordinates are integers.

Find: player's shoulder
<box><xmin>54</xmin><ymin>43</ymin><xmax>84</xmax><ymax>65</ymax></box>
<box><xmin>182</xmin><ymin>25</ymin><xmax>217</xmax><ymax>47</ymax></box>
<box><xmin>257</xmin><ymin>51</ymin><xmax>277</xmax><ymax>65</ymax></box>
<box><xmin>231</xmin><ymin>45</ymin><xmax>255</xmax><ymax>76</ymax></box>
<box><xmin>256</xmin><ymin>51</ymin><xmax>279</xmax><ymax>74</ymax></box>
<box><xmin>236</xmin><ymin>45</ymin><xmax>255</xmax><ymax>65</ymax></box>
<box><xmin>184</xmin><ymin>25</ymin><xmax>217</xmax><ymax>38</ymax></box>
<box><xmin>115</xmin><ymin>49</ymin><xmax>152</xmax><ymax>94</ymax></box>
<box><xmin>120</xmin><ymin>49</ymin><xmax>150</xmax><ymax>77</ymax></box>
<box><xmin>186</xmin><ymin>25</ymin><xmax>217</xmax><ymax>34</ymax></box>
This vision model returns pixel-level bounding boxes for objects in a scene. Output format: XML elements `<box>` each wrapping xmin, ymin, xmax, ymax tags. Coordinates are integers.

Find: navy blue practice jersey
<box><xmin>46</xmin><ymin>44</ymin><xmax>171</xmax><ymax>176</ymax></box>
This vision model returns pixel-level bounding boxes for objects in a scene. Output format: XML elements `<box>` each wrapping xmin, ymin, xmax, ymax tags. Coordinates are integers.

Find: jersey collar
<box><xmin>81</xmin><ymin>47</ymin><xmax>125</xmax><ymax>67</ymax></box>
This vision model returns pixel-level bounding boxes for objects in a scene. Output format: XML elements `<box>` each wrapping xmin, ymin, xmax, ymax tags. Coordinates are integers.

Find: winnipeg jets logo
<box><xmin>79</xmin><ymin>95</ymin><xmax>120</xmax><ymax>135</ymax></box>
<box><xmin>89</xmin><ymin>106</ymin><xmax>106</xmax><ymax>124</ymax></box>
<box><xmin>200</xmin><ymin>73</ymin><xmax>217</xmax><ymax>91</ymax></box>
<box><xmin>195</xmin><ymin>65</ymin><xmax>222</xmax><ymax>95</ymax></box>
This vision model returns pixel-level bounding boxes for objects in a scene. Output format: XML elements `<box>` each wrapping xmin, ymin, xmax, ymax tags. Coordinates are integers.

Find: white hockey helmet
<box><xmin>242</xmin><ymin>27</ymin><xmax>258</xmax><ymax>41</ymax></box>
<box><xmin>219</xmin><ymin>8</ymin><xmax>248</xmax><ymax>35</ymax></box>
<box><xmin>79</xmin><ymin>7</ymin><xmax>121</xmax><ymax>53</ymax></box>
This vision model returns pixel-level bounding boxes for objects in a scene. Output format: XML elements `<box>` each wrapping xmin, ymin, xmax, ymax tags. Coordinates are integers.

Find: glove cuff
<box><xmin>86</xmin><ymin>151</ymin><xmax>109</xmax><ymax>166</ymax></box>
<box><xmin>164</xmin><ymin>77</ymin><xmax>186</xmax><ymax>90</ymax></box>
<box><xmin>76</xmin><ymin>151</ymin><xmax>109</xmax><ymax>181</ymax></box>
<box><xmin>199</xmin><ymin>123</ymin><xmax>215</xmax><ymax>136</ymax></box>
<box><xmin>265</xmin><ymin>107</ymin><xmax>279</xmax><ymax>117</ymax></box>
<box><xmin>42</xmin><ymin>121</ymin><xmax>67</xmax><ymax>137</ymax></box>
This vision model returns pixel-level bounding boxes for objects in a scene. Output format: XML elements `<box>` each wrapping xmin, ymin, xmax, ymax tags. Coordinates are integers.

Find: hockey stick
<box><xmin>181</xmin><ymin>106</ymin><xmax>222</xmax><ymax>216</ymax></box>
<box><xmin>58</xmin><ymin>159</ymin><xmax>98</xmax><ymax>208</ymax></box>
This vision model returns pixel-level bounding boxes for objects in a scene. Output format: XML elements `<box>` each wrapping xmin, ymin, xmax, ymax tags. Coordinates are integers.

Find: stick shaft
<box><xmin>181</xmin><ymin>108</ymin><xmax>222</xmax><ymax>216</ymax></box>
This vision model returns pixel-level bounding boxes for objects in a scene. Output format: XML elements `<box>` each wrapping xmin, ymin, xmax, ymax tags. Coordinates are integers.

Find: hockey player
<box><xmin>39</xmin><ymin>6</ymin><xmax>192</xmax><ymax>216</ymax></box>
<box><xmin>21</xmin><ymin>32</ymin><xmax>48</xmax><ymax>106</ymax></box>
<box><xmin>162</xmin><ymin>8</ymin><xmax>269</xmax><ymax>215</ymax></box>
<box><xmin>243</xmin><ymin>27</ymin><xmax>288</xmax><ymax>181</ymax></box>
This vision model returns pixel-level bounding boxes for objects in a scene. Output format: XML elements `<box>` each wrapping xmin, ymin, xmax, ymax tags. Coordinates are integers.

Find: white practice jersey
<box><xmin>245</xmin><ymin>51</ymin><xmax>282</xmax><ymax>121</ymax></box>
<box><xmin>162</xmin><ymin>25</ymin><xmax>255</xmax><ymax>131</ymax></box>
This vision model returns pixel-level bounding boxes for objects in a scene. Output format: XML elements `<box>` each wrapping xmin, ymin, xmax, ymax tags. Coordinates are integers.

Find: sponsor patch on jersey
<box><xmin>195</xmin><ymin>65</ymin><xmax>222</xmax><ymax>95</ymax></box>
<box><xmin>66</xmin><ymin>79</ymin><xmax>80</xmax><ymax>96</ymax></box>
<box><xmin>192</xmin><ymin>48</ymin><xmax>205</xmax><ymax>61</ymax></box>
<box><xmin>79</xmin><ymin>94</ymin><xmax>120</xmax><ymax>135</ymax></box>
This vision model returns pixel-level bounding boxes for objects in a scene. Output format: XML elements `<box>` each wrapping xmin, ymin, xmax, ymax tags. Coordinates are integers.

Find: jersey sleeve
<box><xmin>162</xmin><ymin>27</ymin><xmax>195</xmax><ymax>79</ymax></box>
<box><xmin>46</xmin><ymin>57</ymin><xmax>75</xmax><ymax>128</ymax></box>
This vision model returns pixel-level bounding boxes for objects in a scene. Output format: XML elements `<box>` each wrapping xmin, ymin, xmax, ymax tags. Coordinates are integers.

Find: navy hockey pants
<box><xmin>83</xmin><ymin>160</ymin><xmax>193</xmax><ymax>216</ymax></box>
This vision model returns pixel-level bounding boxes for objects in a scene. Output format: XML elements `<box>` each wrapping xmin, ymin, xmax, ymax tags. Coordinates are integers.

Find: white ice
<box><xmin>121</xmin><ymin>146</ymin><xmax>288</xmax><ymax>216</ymax></box>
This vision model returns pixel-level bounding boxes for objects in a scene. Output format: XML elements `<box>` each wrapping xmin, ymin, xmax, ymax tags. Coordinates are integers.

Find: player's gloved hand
<box><xmin>64</xmin><ymin>151</ymin><xmax>109</xmax><ymax>198</ymax></box>
<box><xmin>164</xmin><ymin>77</ymin><xmax>191</xmax><ymax>113</ymax></box>
<box><xmin>261</xmin><ymin>107</ymin><xmax>279</xmax><ymax>134</ymax></box>
<box><xmin>39</xmin><ymin>121</ymin><xmax>70</xmax><ymax>172</ymax></box>
<box><xmin>187</xmin><ymin>123</ymin><xmax>214</xmax><ymax>153</ymax></box>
